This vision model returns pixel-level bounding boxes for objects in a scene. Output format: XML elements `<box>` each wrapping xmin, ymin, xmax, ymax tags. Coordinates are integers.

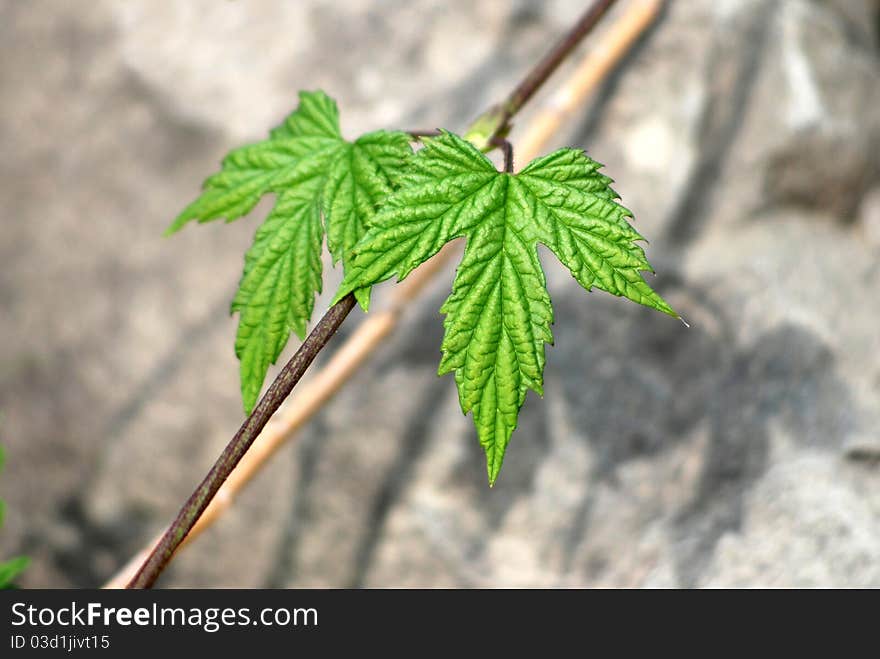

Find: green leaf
<box><xmin>336</xmin><ymin>131</ymin><xmax>677</xmax><ymax>485</ymax></box>
<box><xmin>0</xmin><ymin>556</ymin><xmax>30</xmax><ymax>589</ymax></box>
<box><xmin>168</xmin><ymin>91</ymin><xmax>413</xmax><ymax>413</ymax></box>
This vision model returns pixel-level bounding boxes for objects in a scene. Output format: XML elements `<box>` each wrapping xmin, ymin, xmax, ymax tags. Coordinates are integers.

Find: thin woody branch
<box><xmin>127</xmin><ymin>294</ymin><xmax>357</xmax><ymax>588</ymax></box>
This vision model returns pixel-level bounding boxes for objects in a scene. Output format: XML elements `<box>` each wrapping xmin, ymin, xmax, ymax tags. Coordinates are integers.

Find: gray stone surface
<box><xmin>1</xmin><ymin>0</ymin><xmax>878</xmax><ymax>588</ymax></box>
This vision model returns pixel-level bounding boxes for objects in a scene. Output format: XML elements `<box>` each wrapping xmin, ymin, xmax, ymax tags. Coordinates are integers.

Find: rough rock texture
<box><xmin>1</xmin><ymin>0</ymin><xmax>878</xmax><ymax>588</ymax></box>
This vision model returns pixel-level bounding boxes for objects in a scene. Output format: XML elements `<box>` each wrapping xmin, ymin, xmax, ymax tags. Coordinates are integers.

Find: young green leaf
<box><xmin>336</xmin><ymin>131</ymin><xmax>677</xmax><ymax>485</ymax></box>
<box><xmin>0</xmin><ymin>556</ymin><xmax>30</xmax><ymax>590</ymax></box>
<box><xmin>167</xmin><ymin>91</ymin><xmax>413</xmax><ymax>413</ymax></box>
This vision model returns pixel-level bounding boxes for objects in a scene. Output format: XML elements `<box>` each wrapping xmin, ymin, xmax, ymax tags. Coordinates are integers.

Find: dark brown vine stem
<box><xmin>127</xmin><ymin>0</ymin><xmax>618</xmax><ymax>589</ymax></box>
<box><xmin>127</xmin><ymin>294</ymin><xmax>357</xmax><ymax>588</ymax></box>
<box><xmin>489</xmin><ymin>0</ymin><xmax>618</xmax><ymax>143</ymax></box>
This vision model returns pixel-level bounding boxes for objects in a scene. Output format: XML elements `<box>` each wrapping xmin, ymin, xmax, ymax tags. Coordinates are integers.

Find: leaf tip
<box><xmin>485</xmin><ymin>449</ymin><xmax>505</xmax><ymax>487</ymax></box>
<box><xmin>291</xmin><ymin>322</ymin><xmax>308</xmax><ymax>342</ymax></box>
<box><xmin>354</xmin><ymin>286</ymin><xmax>371</xmax><ymax>312</ymax></box>
<box><xmin>164</xmin><ymin>216</ymin><xmax>188</xmax><ymax>237</ymax></box>
<box><xmin>240</xmin><ymin>372</ymin><xmax>260</xmax><ymax>418</ymax></box>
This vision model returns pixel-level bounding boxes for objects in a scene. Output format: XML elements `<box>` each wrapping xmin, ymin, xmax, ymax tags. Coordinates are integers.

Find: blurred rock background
<box><xmin>1</xmin><ymin>0</ymin><xmax>879</xmax><ymax>588</ymax></box>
